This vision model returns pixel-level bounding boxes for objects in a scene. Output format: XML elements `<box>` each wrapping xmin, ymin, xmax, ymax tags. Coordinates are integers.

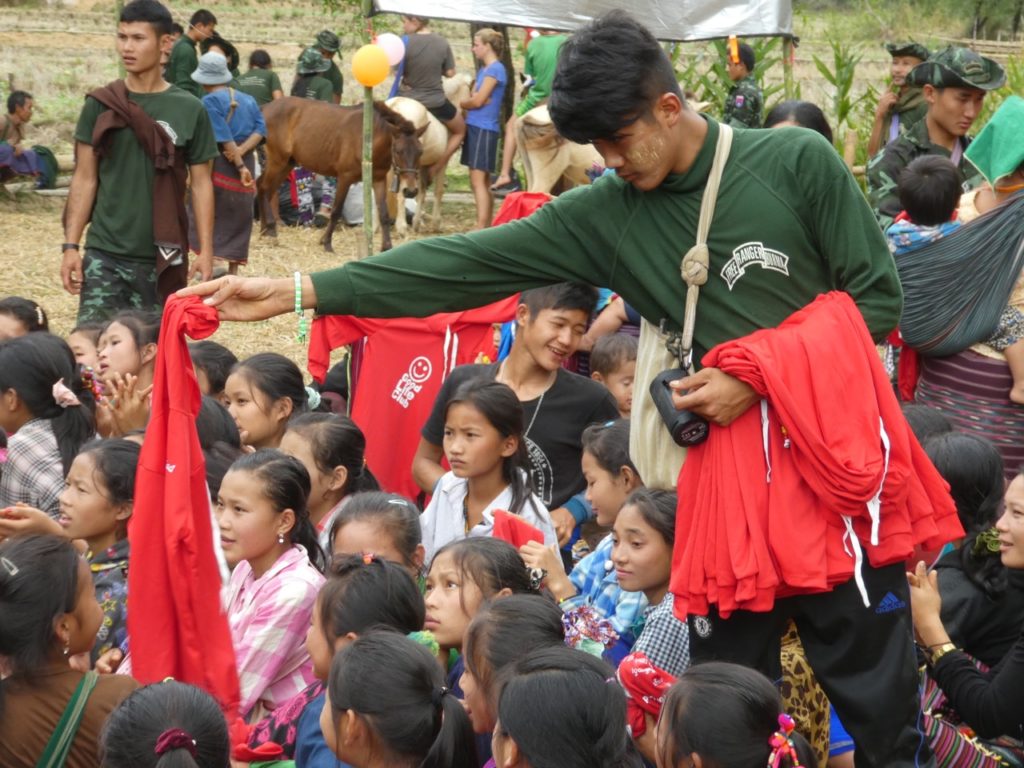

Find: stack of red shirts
<box><xmin>671</xmin><ymin>292</ymin><xmax>962</xmax><ymax>619</ymax></box>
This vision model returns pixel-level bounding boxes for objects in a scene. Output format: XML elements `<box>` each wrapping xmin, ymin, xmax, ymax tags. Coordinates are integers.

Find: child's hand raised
<box><xmin>0</xmin><ymin>504</ymin><xmax>64</xmax><ymax>540</ymax></box>
<box><xmin>99</xmin><ymin>372</ymin><xmax>153</xmax><ymax>437</ymax></box>
<box><xmin>520</xmin><ymin>541</ymin><xmax>576</xmax><ymax>602</ymax></box>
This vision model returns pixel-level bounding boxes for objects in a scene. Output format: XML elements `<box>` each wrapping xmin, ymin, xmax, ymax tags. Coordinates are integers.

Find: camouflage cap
<box><xmin>297</xmin><ymin>47</ymin><xmax>331</xmax><ymax>75</ymax></box>
<box><xmin>315</xmin><ymin>29</ymin><xmax>340</xmax><ymax>53</ymax></box>
<box><xmin>885</xmin><ymin>42</ymin><xmax>930</xmax><ymax>61</ymax></box>
<box><xmin>906</xmin><ymin>46</ymin><xmax>1006</xmax><ymax>91</ymax></box>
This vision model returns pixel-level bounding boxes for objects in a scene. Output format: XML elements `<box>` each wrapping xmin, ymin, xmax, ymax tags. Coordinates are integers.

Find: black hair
<box><xmin>623</xmin><ymin>487</ymin><xmax>676</xmax><ymax>545</ymax></box>
<box><xmin>590</xmin><ymin>333</ymin><xmax>637</xmax><ymax>376</ymax></box>
<box><xmin>200</xmin><ymin>35</ymin><xmax>239</xmax><ymax>72</ymax></box>
<box><xmin>223</xmin><ymin>450</ymin><xmax>327</xmax><ymax>572</ymax></box>
<box><xmin>495</xmin><ymin>646</ymin><xmax>637</xmax><ymax>768</ymax></box>
<box><xmin>287</xmin><ymin>412</ymin><xmax>380</xmax><ymax>498</ymax></box>
<box><xmin>100</xmin><ymin>681</ymin><xmax>230</xmax><ymax>768</ymax></box>
<box><xmin>0</xmin><ymin>535</ymin><xmax>81</xmax><ymax>692</ymax></box>
<box><xmin>901</xmin><ymin>403</ymin><xmax>953</xmax><ymax>444</ymax></box>
<box><xmin>898</xmin><ymin>155</ymin><xmax>962</xmax><ymax>227</ymax></box>
<box><xmin>444</xmin><ymin>379</ymin><xmax>541</xmax><ymax>519</ymax></box>
<box><xmin>197</xmin><ymin>396</ymin><xmax>241</xmax><ymax>450</ymax></box>
<box><xmin>736</xmin><ymin>42</ymin><xmax>756</xmax><ymax>73</ymax></box>
<box><xmin>327</xmin><ymin>632</ymin><xmax>477</xmax><ymax>768</ymax></box>
<box><xmin>77</xmin><ymin>438</ymin><xmax>142</xmax><ymax>508</ymax></box>
<box><xmin>291</xmin><ymin>73</ymin><xmax>317</xmax><ymax>96</ymax></box>
<box><xmin>764</xmin><ymin>100</ymin><xmax>834</xmax><ymax>145</ymax></box>
<box><xmin>231</xmin><ymin>352</ymin><xmax>309</xmax><ymax>417</ymax></box>
<box><xmin>0</xmin><ymin>295</ymin><xmax>48</xmax><ymax>335</ymax></box>
<box><xmin>189</xmin><ymin>340</ymin><xmax>238</xmax><ymax>396</ymax></box>
<box><xmin>521</xmin><ymin>282</ymin><xmax>599</xmax><ymax>320</ymax></box>
<box><xmin>106</xmin><ymin>309</ymin><xmax>161</xmax><ymax>350</ymax></box>
<box><xmin>318</xmin><ymin>554</ymin><xmax>425</xmax><ymax>647</ymax></box>
<box><xmin>925</xmin><ymin>432</ymin><xmax>1008</xmax><ymax>599</ymax></box>
<box><xmin>0</xmin><ymin>332</ymin><xmax>95</xmax><ymax>474</ymax></box>
<box><xmin>464</xmin><ymin>595</ymin><xmax>564</xmax><ymax>712</ymax></box>
<box><xmin>549</xmin><ymin>10</ymin><xmax>682</xmax><ymax>143</ymax></box>
<box><xmin>432</xmin><ymin>537</ymin><xmax>538</xmax><ymax>601</ymax></box>
<box><xmin>189</xmin><ymin>9</ymin><xmax>217</xmax><ymax>27</ymax></box>
<box><xmin>119</xmin><ymin>0</ymin><xmax>174</xmax><ymax>37</ymax></box>
<box><xmin>581</xmin><ymin>418</ymin><xmax>638</xmax><ymax>476</ymax></box>
<box><xmin>6</xmin><ymin>90</ymin><xmax>32</xmax><ymax>114</ymax></box>
<box><xmin>203</xmin><ymin>441</ymin><xmax>244</xmax><ymax>503</ymax></box>
<box><xmin>329</xmin><ymin>491</ymin><xmax>422</xmax><ymax>571</ymax></box>
<box><xmin>658</xmin><ymin>661</ymin><xmax>817</xmax><ymax>768</ymax></box>
<box><xmin>170</xmin><ymin>21</ymin><xmax>184</xmax><ymax>35</ymax></box>
<box><xmin>249</xmin><ymin>49</ymin><xmax>272</xmax><ymax>69</ymax></box>
<box><xmin>70</xmin><ymin>320</ymin><xmax>105</xmax><ymax>347</ymax></box>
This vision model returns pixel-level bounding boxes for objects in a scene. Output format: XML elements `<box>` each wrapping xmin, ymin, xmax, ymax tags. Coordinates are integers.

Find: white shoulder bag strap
<box><xmin>630</xmin><ymin>124</ymin><xmax>733</xmax><ymax>488</ymax></box>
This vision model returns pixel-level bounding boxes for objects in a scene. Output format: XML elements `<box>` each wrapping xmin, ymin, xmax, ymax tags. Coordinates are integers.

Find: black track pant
<box><xmin>687</xmin><ymin>560</ymin><xmax>933</xmax><ymax>768</ymax></box>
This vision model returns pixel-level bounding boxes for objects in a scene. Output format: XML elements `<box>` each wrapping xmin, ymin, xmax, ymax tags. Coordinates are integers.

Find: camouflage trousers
<box><xmin>77</xmin><ymin>248</ymin><xmax>159</xmax><ymax>324</ymax></box>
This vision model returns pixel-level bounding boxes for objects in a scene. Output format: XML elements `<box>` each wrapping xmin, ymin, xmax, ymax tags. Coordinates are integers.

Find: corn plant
<box><xmin>813</xmin><ymin>37</ymin><xmax>871</xmax><ymax>139</ymax></box>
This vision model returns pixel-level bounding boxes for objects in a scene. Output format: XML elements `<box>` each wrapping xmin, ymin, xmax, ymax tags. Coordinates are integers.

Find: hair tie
<box><xmin>431</xmin><ymin>686</ymin><xmax>450</xmax><ymax>708</ymax></box>
<box><xmin>361</xmin><ymin>551</ymin><xmax>376</xmax><ymax>565</ymax></box>
<box><xmin>35</xmin><ymin>306</ymin><xmax>45</xmax><ymax>327</ymax></box>
<box><xmin>52</xmin><ymin>379</ymin><xmax>81</xmax><ymax>409</ymax></box>
<box><xmin>407</xmin><ymin>630</ymin><xmax>440</xmax><ymax>656</ymax></box>
<box><xmin>1</xmin><ymin>556</ymin><xmax>19</xmax><ymax>577</ymax></box>
<box><xmin>305</xmin><ymin>386</ymin><xmax>322</xmax><ymax>410</ymax></box>
<box><xmin>767</xmin><ymin>713</ymin><xmax>802</xmax><ymax>768</ymax></box>
<box><xmin>527</xmin><ymin>566</ymin><xmax>546</xmax><ymax>591</ymax></box>
<box><xmin>155</xmin><ymin>728</ymin><xmax>198</xmax><ymax>758</ymax></box>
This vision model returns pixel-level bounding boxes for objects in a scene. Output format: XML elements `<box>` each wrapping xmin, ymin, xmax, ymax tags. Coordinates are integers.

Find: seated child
<box><xmin>589</xmin><ymin>334</ymin><xmax>637</xmax><ymax>418</ymax></box>
<box><xmin>67</xmin><ymin>321</ymin><xmax>104</xmax><ymax>369</ymax></box>
<box><xmin>888</xmin><ymin>155</ymin><xmax>1024</xmax><ymax>403</ymax></box>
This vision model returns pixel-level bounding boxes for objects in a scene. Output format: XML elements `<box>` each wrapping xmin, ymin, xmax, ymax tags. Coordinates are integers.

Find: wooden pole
<box><xmin>782</xmin><ymin>35</ymin><xmax>794</xmax><ymax>100</ymax></box>
<box><xmin>361</xmin><ymin>0</ymin><xmax>374</xmax><ymax>258</ymax></box>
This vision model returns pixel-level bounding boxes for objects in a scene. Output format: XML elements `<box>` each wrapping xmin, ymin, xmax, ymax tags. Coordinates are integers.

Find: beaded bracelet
<box><xmin>294</xmin><ymin>271</ymin><xmax>308</xmax><ymax>343</ymax></box>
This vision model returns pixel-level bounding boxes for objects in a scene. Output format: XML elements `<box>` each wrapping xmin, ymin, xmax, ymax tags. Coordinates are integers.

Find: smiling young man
<box><xmin>62</xmin><ymin>0</ymin><xmax>217</xmax><ymax>323</ymax></box>
<box><xmin>412</xmin><ymin>284</ymin><xmax>619</xmax><ymax>547</ymax></box>
<box><xmin>183</xmin><ymin>15</ymin><xmax>921</xmax><ymax>761</ymax></box>
<box><xmin>867</xmin><ymin>46</ymin><xmax>1005</xmax><ymax>229</ymax></box>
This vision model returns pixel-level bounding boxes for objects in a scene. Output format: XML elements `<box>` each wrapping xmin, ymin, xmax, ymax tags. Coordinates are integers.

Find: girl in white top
<box><xmin>421</xmin><ymin>379</ymin><xmax>555</xmax><ymax>564</ymax></box>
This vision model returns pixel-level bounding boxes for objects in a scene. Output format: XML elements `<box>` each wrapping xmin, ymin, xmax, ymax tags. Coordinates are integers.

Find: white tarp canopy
<box><xmin>371</xmin><ymin>0</ymin><xmax>792</xmax><ymax>42</ymax></box>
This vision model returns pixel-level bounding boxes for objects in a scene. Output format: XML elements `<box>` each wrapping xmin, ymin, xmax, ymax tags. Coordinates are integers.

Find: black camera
<box><xmin>648</xmin><ymin>369</ymin><xmax>710</xmax><ymax>447</ymax></box>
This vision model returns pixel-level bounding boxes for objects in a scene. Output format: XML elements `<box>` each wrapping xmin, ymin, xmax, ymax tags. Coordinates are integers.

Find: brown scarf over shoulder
<box><xmin>86</xmin><ymin>80</ymin><xmax>189</xmax><ymax>300</ymax></box>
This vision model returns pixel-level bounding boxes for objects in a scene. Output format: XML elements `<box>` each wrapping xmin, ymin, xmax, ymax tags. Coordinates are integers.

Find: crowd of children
<box><xmin>0</xmin><ymin>276</ymin><xmax>1020</xmax><ymax>768</ymax></box>
<box><xmin>5</xmin><ymin>4</ymin><xmax>1024</xmax><ymax>768</ymax></box>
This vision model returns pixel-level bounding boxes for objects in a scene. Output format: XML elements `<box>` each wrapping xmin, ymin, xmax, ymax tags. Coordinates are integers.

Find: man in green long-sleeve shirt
<box><xmin>184</xmin><ymin>14</ymin><xmax>933</xmax><ymax>766</ymax></box>
<box><xmin>164</xmin><ymin>8</ymin><xmax>216</xmax><ymax>98</ymax></box>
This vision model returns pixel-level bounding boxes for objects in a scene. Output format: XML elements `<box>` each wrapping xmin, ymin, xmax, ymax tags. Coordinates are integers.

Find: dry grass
<box><xmin>0</xmin><ymin>193</ymin><xmax>478</xmax><ymax>370</ymax></box>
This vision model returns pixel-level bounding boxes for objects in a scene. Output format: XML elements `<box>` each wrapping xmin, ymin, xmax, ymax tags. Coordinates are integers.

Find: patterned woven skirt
<box><xmin>915</xmin><ymin>350</ymin><xmax>1024</xmax><ymax>480</ymax></box>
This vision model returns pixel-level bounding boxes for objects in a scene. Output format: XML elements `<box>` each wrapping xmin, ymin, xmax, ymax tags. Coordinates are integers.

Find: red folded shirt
<box><xmin>617</xmin><ymin>652</ymin><xmax>676</xmax><ymax>737</ymax></box>
<box><xmin>671</xmin><ymin>292</ymin><xmax>962</xmax><ymax>619</ymax></box>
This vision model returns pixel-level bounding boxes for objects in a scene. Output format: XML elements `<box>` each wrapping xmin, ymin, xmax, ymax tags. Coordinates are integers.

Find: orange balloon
<box><xmin>352</xmin><ymin>44</ymin><xmax>390</xmax><ymax>88</ymax></box>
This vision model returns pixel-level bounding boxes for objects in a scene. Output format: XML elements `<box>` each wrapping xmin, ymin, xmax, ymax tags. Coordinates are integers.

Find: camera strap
<box><xmin>675</xmin><ymin>122</ymin><xmax>734</xmax><ymax>373</ymax></box>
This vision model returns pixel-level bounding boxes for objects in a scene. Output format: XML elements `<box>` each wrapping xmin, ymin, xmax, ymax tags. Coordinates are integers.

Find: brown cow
<box><xmin>258</xmin><ymin>97</ymin><xmax>426</xmax><ymax>252</ymax></box>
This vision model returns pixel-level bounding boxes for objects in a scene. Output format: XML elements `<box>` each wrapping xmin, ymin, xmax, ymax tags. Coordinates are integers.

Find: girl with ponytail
<box><xmin>100</xmin><ymin>681</ymin><xmax>230</xmax><ymax>768</ymax></box>
<box><xmin>281</xmin><ymin>412</ymin><xmax>381</xmax><ymax>550</ymax></box>
<box><xmin>0</xmin><ymin>332</ymin><xmax>95</xmax><ymax>517</ymax></box>
<box><xmin>322</xmin><ymin>631</ymin><xmax>477</xmax><ymax>768</ymax></box>
<box><xmin>216</xmin><ymin>449</ymin><xmax>326</xmax><ymax>721</ymax></box>
<box><xmin>656</xmin><ymin>662</ymin><xmax>817</xmax><ymax>768</ymax></box>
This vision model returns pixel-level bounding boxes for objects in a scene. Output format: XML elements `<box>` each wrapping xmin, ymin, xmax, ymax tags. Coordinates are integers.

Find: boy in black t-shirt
<box><xmin>412</xmin><ymin>283</ymin><xmax>619</xmax><ymax>547</ymax></box>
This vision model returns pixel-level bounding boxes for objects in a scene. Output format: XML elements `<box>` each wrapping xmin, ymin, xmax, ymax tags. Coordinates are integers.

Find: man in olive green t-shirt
<box><xmin>313</xmin><ymin>29</ymin><xmax>343</xmax><ymax>104</ymax></box>
<box><xmin>62</xmin><ymin>0</ymin><xmax>218</xmax><ymax>323</ymax></box>
<box><xmin>164</xmin><ymin>8</ymin><xmax>216</xmax><ymax>99</ymax></box>
<box><xmin>236</xmin><ymin>49</ymin><xmax>283</xmax><ymax>106</ymax></box>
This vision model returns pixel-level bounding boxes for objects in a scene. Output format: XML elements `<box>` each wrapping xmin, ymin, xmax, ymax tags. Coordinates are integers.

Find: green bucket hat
<box><xmin>906</xmin><ymin>46</ymin><xmax>1006</xmax><ymax>91</ymax></box>
<box><xmin>297</xmin><ymin>47</ymin><xmax>331</xmax><ymax>75</ymax></box>
<box><xmin>315</xmin><ymin>29</ymin><xmax>340</xmax><ymax>53</ymax></box>
<box><xmin>885</xmin><ymin>42</ymin><xmax>930</xmax><ymax>62</ymax></box>
<box><xmin>964</xmin><ymin>95</ymin><xmax>1024</xmax><ymax>185</ymax></box>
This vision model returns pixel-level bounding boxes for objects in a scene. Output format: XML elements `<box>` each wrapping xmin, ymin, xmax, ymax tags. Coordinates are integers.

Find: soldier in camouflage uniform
<box><xmin>867</xmin><ymin>42</ymin><xmax>929</xmax><ymax>157</ymax></box>
<box><xmin>723</xmin><ymin>42</ymin><xmax>763</xmax><ymax>128</ymax></box>
<box><xmin>867</xmin><ymin>46</ymin><xmax>1005</xmax><ymax>230</ymax></box>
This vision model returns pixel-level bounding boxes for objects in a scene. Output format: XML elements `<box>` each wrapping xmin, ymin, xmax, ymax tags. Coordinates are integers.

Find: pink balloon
<box><xmin>375</xmin><ymin>32</ymin><xmax>406</xmax><ymax>66</ymax></box>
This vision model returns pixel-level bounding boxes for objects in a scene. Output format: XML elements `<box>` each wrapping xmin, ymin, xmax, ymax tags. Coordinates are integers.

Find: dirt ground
<box><xmin>0</xmin><ymin>4</ymin><xmax>479</xmax><ymax>367</ymax></box>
